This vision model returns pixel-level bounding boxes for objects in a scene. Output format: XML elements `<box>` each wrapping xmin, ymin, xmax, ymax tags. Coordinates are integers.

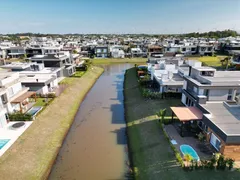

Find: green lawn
<box><xmin>124</xmin><ymin>67</ymin><xmax>239</xmax><ymax>180</ymax></box>
<box><xmin>186</xmin><ymin>56</ymin><xmax>228</xmax><ymax>67</ymax></box>
<box><xmin>71</xmin><ymin>71</ymin><xmax>86</xmax><ymax>77</ymax></box>
<box><xmin>34</xmin><ymin>98</ymin><xmax>49</xmax><ymax>107</ymax></box>
<box><xmin>92</xmin><ymin>58</ymin><xmax>147</xmax><ymax>64</ymax></box>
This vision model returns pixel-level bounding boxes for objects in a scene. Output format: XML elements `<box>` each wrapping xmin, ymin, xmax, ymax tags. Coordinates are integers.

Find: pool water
<box><xmin>0</xmin><ymin>139</ymin><xmax>10</xmax><ymax>149</ymax></box>
<box><xmin>180</xmin><ymin>144</ymin><xmax>200</xmax><ymax>161</ymax></box>
<box><xmin>27</xmin><ymin>106</ymin><xmax>42</xmax><ymax>116</ymax></box>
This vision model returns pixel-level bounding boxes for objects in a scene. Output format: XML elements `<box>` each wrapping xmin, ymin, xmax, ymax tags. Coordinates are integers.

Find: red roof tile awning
<box><xmin>171</xmin><ymin>107</ymin><xmax>203</xmax><ymax>122</ymax></box>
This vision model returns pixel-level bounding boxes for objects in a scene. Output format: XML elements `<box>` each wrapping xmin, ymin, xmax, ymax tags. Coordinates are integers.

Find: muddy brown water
<box><xmin>49</xmin><ymin>64</ymin><xmax>133</xmax><ymax>180</ymax></box>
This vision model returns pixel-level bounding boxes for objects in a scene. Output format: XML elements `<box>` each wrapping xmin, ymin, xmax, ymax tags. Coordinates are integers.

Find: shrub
<box><xmin>176</xmin><ymin>152</ymin><xmax>184</xmax><ymax>167</ymax></box>
<box><xmin>209</xmin><ymin>157</ymin><xmax>217</xmax><ymax>169</ymax></box>
<box><xmin>201</xmin><ymin>160</ymin><xmax>208</xmax><ymax>169</ymax></box>
<box><xmin>156</xmin><ymin>108</ymin><xmax>167</xmax><ymax>123</ymax></box>
<box><xmin>226</xmin><ymin>158</ymin><xmax>234</xmax><ymax>170</ymax></box>
<box><xmin>141</xmin><ymin>88</ymin><xmax>162</xmax><ymax>99</ymax></box>
<box><xmin>46</xmin><ymin>92</ymin><xmax>56</xmax><ymax>98</ymax></box>
<box><xmin>8</xmin><ymin>112</ymin><xmax>32</xmax><ymax>121</ymax></box>
<box><xmin>162</xmin><ymin>118</ymin><xmax>172</xmax><ymax>125</ymax></box>
<box><xmin>197</xmin><ymin>132</ymin><xmax>206</xmax><ymax>142</ymax></box>
<box><xmin>217</xmin><ymin>155</ymin><xmax>227</xmax><ymax>170</ymax></box>
<box><xmin>76</xmin><ymin>65</ymin><xmax>88</xmax><ymax>71</ymax></box>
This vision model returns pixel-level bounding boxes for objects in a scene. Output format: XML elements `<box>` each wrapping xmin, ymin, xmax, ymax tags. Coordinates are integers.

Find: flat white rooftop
<box><xmin>21</xmin><ymin>75</ymin><xmax>54</xmax><ymax>83</ymax></box>
<box><xmin>20</xmin><ymin>67</ymin><xmax>61</xmax><ymax>75</ymax></box>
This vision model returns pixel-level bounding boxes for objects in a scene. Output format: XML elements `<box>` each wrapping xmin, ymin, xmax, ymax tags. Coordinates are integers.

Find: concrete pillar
<box><xmin>232</xmin><ymin>89</ymin><xmax>237</xmax><ymax>101</ymax></box>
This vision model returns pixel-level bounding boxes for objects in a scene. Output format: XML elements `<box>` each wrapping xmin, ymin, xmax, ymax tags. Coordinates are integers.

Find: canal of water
<box><xmin>49</xmin><ymin>64</ymin><xmax>133</xmax><ymax>180</ymax></box>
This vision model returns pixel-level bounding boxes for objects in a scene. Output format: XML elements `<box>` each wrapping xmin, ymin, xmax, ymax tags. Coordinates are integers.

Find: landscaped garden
<box><xmin>186</xmin><ymin>55</ymin><xmax>230</xmax><ymax>68</ymax></box>
<box><xmin>124</xmin><ymin>67</ymin><xmax>240</xmax><ymax>180</ymax></box>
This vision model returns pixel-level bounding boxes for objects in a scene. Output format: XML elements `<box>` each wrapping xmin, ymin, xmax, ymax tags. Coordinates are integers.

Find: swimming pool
<box><xmin>27</xmin><ymin>106</ymin><xmax>43</xmax><ymax>117</ymax></box>
<box><xmin>180</xmin><ymin>144</ymin><xmax>200</xmax><ymax>161</ymax></box>
<box><xmin>0</xmin><ymin>139</ymin><xmax>10</xmax><ymax>149</ymax></box>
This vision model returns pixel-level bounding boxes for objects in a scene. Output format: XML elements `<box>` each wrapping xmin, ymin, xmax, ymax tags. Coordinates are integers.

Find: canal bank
<box><xmin>49</xmin><ymin>64</ymin><xmax>133</xmax><ymax>180</ymax></box>
<box><xmin>0</xmin><ymin>66</ymin><xmax>104</xmax><ymax>180</ymax></box>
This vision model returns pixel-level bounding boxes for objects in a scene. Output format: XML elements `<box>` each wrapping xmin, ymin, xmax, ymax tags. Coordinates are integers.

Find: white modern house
<box><xmin>198</xmin><ymin>44</ymin><xmax>214</xmax><ymax>56</ymax></box>
<box><xmin>0</xmin><ymin>71</ymin><xmax>37</xmax><ymax>127</ymax></box>
<box><xmin>1</xmin><ymin>63</ymin><xmax>60</xmax><ymax>95</ymax></box>
<box><xmin>151</xmin><ymin>58</ymin><xmax>202</xmax><ymax>93</ymax></box>
<box><xmin>131</xmin><ymin>48</ymin><xmax>143</xmax><ymax>57</ymax></box>
<box><xmin>110</xmin><ymin>45</ymin><xmax>125</xmax><ymax>58</ymax></box>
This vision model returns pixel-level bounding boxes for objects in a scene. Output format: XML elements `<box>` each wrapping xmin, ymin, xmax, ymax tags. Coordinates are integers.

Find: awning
<box><xmin>11</xmin><ymin>91</ymin><xmax>36</xmax><ymax>103</ymax></box>
<box><xmin>171</xmin><ymin>107</ymin><xmax>203</xmax><ymax>122</ymax></box>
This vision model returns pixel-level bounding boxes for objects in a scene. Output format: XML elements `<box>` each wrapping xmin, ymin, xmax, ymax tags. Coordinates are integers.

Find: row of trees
<box><xmin>182</xmin><ymin>30</ymin><xmax>238</xmax><ymax>39</ymax></box>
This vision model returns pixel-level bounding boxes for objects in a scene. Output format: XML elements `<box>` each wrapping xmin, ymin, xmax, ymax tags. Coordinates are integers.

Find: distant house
<box><xmin>30</xmin><ymin>52</ymin><xmax>76</xmax><ymax>77</ymax></box>
<box><xmin>110</xmin><ymin>46</ymin><xmax>125</xmax><ymax>58</ymax></box>
<box><xmin>198</xmin><ymin>45</ymin><xmax>214</xmax><ymax>56</ymax></box>
<box><xmin>0</xmin><ymin>48</ymin><xmax>7</xmax><ymax>59</ymax></box>
<box><xmin>148</xmin><ymin>45</ymin><xmax>163</xmax><ymax>57</ymax></box>
<box><xmin>25</xmin><ymin>46</ymin><xmax>43</xmax><ymax>58</ymax></box>
<box><xmin>180</xmin><ymin>45</ymin><xmax>198</xmax><ymax>55</ymax></box>
<box><xmin>224</xmin><ymin>41</ymin><xmax>240</xmax><ymax>55</ymax></box>
<box><xmin>42</xmin><ymin>46</ymin><xmax>61</xmax><ymax>55</ymax></box>
<box><xmin>131</xmin><ymin>48</ymin><xmax>143</xmax><ymax>57</ymax></box>
<box><xmin>7</xmin><ymin>47</ymin><xmax>26</xmax><ymax>58</ymax></box>
<box><xmin>95</xmin><ymin>46</ymin><xmax>109</xmax><ymax>58</ymax></box>
<box><xmin>231</xmin><ymin>50</ymin><xmax>240</xmax><ymax>65</ymax></box>
<box><xmin>1</xmin><ymin>63</ymin><xmax>59</xmax><ymax>94</ymax></box>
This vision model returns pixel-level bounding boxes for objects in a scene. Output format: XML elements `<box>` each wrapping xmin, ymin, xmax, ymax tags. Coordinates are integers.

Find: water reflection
<box><xmin>49</xmin><ymin>63</ymin><xmax>133</xmax><ymax>180</ymax></box>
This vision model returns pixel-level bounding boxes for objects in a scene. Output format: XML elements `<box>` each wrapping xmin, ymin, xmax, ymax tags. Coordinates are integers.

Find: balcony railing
<box><xmin>186</xmin><ymin>88</ymin><xmax>198</xmax><ymax>99</ymax></box>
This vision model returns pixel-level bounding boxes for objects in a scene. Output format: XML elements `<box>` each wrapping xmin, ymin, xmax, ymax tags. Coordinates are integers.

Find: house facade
<box><xmin>198</xmin><ymin>45</ymin><xmax>214</xmax><ymax>56</ymax></box>
<box><xmin>7</xmin><ymin>47</ymin><xmax>26</xmax><ymax>58</ymax></box>
<box><xmin>30</xmin><ymin>52</ymin><xmax>76</xmax><ymax>77</ymax></box>
<box><xmin>181</xmin><ymin>66</ymin><xmax>240</xmax><ymax>160</ymax></box>
<box><xmin>95</xmin><ymin>46</ymin><xmax>109</xmax><ymax>58</ymax></box>
<box><xmin>0</xmin><ymin>71</ymin><xmax>37</xmax><ymax>127</ymax></box>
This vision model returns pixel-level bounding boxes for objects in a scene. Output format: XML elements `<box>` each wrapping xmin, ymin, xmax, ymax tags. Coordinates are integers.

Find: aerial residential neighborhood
<box><xmin>0</xmin><ymin>0</ymin><xmax>240</xmax><ymax>180</ymax></box>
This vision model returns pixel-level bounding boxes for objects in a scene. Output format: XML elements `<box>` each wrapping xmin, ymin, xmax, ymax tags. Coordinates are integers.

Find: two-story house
<box><xmin>198</xmin><ymin>45</ymin><xmax>214</xmax><ymax>56</ymax></box>
<box><xmin>1</xmin><ymin>63</ymin><xmax>59</xmax><ymax>95</ymax></box>
<box><xmin>25</xmin><ymin>46</ymin><xmax>43</xmax><ymax>58</ymax></box>
<box><xmin>95</xmin><ymin>46</ymin><xmax>109</xmax><ymax>58</ymax></box>
<box><xmin>131</xmin><ymin>48</ymin><xmax>143</xmax><ymax>57</ymax></box>
<box><xmin>180</xmin><ymin>45</ymin><xmax>198</xmax><ymax>55</ymax></box>
<box><xmin>181</xmin><ymin>66</ymin><xmax>240</xmax><ymax>160</ymax></box>
<box><xmin>30</xmin><ymin>52</ymin><xmax>76</xmax><ymax>77</ymax></box>
<box><xmin>7</xmin><ymin>47</ymin><xmax>26</xmax><ymax>58</ymax></box>
<box><xmin>148</xmin><ymin>45</ymin><xmax>163</xmax><ymax>57</ymax></box>
<box><xmin>151</xmin><ymin>58</ymin><xmax>202</xmax><ymax>93</ymax></box>
<box><xmin>0</xmin><ymin>71</ymin><xmax>38</xmax><ymax>127</ymax></box>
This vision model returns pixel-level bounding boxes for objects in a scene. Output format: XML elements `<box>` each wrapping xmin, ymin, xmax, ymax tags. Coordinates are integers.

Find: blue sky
<box><xmin>0</xmin><ymin>0</ymin><xmax>239</xmax><ymax>34</ymax></box>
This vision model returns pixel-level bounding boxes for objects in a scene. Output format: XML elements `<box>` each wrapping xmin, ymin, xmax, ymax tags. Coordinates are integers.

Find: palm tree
<box><xmin>156</xmin><ymin>108</ymin><xmax>166</xmax><ymax>123</ymax></box>
<box><xmin>184</xmin><ymin>154</ymin><xmax>193</xmax><ymax>167</ymax></box>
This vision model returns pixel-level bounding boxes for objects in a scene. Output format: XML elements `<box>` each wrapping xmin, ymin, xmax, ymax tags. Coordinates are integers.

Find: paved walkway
<box><xmin>164</xmin><ymin>125</ymin><xmax>212</xmax><ymax>160</ymax></box>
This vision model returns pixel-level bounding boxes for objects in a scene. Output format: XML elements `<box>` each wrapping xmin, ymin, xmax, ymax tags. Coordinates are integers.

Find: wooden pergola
<box><xmin>170</xmin><ymin>107</ymin><xmax>203</xmax><ymax>137</ymax></box>
<box><xmin>11</xmin><ymin>91</ymin><xmax>37</xmax><ymax>113</ymax></box>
